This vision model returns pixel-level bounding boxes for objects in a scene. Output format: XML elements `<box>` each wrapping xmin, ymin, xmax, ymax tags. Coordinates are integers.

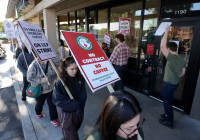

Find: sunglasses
<box><xmin>120</xmin><ymin>118</ymin><xmax>145</xmax><ymax>138</ymax></box>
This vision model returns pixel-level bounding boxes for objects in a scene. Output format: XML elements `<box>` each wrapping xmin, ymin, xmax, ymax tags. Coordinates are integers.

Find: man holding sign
<box><xmin>159</xmin><ymin>26</ymin><xmax>185</xmax><ymax>129</ymax></box>
<box><xmin>110</xmin><ymin>34</ymin><xmax>130</xmax><ymax>92</ymax></box>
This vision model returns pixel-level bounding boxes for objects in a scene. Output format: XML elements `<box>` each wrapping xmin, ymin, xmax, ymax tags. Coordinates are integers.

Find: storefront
<box><xmin>6</xmin><ymin>0</ymin><xmax>200</xmax><ymax>119</ymax></box>
<box><xmin>56</xmin><ymin>0</ymin><xmax>200</xmax><ymax>116</ymax></box>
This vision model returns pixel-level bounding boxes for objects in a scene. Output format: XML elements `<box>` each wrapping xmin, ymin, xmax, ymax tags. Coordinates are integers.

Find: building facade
<box><xmin>6</xmin><ymin>0</ymin><xmax>200</xmax><ymax>120</ymax></box>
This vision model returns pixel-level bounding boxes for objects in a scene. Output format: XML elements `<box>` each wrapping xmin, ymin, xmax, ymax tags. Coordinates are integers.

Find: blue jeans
<box><xmin>160</xmin><ymin>82</ymin><xmax>178</xmax><ymax>124</ymax></box>
<box><xmin>113</xmin><ymin>65</ymin><xmax>127</xmax><ymax>92</ymax></box>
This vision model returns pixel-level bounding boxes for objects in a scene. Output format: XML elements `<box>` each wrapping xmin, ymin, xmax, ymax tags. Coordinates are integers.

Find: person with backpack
<box><xmin>27</xmin><ymin>56</ymin><xmax>60</xmax><ymax>127</ymax></box>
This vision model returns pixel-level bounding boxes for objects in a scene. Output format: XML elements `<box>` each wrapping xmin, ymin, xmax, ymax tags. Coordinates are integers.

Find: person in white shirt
<box><xmin>58</xmin><ymin>39</ymin><xmax>65</xmax><ymax>61</ymax></box>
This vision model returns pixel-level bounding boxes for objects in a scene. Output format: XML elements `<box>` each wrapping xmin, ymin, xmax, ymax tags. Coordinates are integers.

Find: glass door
<box><xmin>151</xmin><ymin>24</ymin><xmax>194</xmax><ymax>109</ymax></box>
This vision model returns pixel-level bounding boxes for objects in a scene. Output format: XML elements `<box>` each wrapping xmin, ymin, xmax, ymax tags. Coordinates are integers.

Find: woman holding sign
<box><xmin>27</xmin><ymin>59</ymin><xmax>60</xmax><ymax>127</ymax></box>
<box><xmin>52</xmin><ymin>56</ymin><xmax>87</xmax><ymax>140</ymax></box>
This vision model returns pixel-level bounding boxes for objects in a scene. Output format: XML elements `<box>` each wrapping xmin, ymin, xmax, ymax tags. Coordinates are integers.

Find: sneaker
<box><xmin>160</xmin><ymin>114</ymin><xmax>167</xmax><ymax>120</ymax></box>
<box><xmin>51</xmin><ymin>119</ymin><xmax>60</xmax><ymax>127</ymax></box>
<box><xmin>21</xmin><ymin>96</ymin><xmax>26</xmax><ymax>101</ymax></box>
<box><xmin>36</xmin><ymin>114</ymin><xmax>43</xmax><ymax>119</ymax></box>
<box><xmin>159</xmin><ymin>119</ymin><xmax>173</xmax><ymax>129</ymax></box>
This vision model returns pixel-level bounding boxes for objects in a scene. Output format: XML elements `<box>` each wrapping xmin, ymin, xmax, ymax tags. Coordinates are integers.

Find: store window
<box><xmin>110</xmin><ymin>2</ymin><xmax>142</xmax><ymax>59</ymax></box>
<box><xmin>89</xmin><ymin>9</ymin><xmax>108</xmax><ymax>45</ymax></box>
<box><xmin>139</xmin><ymin>0</ymin><xmax>159</xmax><ymax>93</ymax></box>
<box><xmin>77</xmin><ymin>10</ymin><xmax>85</xmax><ymax>32</ymax></box>
<box><xmin>59</xmin><ymin>14</ymin><xmax>69</xmax><ymax>31</ymax></box>
<box><xmin>69</xmin><ymin>11</ymin><xmax>76</xmax><ymax>32</ymax></box>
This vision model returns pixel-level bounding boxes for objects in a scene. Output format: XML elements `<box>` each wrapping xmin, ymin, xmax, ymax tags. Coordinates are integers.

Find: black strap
<box><xmin>44</xmin><ymin>61</ymin><xmax>49</xmax><ymax>75</ymax></box>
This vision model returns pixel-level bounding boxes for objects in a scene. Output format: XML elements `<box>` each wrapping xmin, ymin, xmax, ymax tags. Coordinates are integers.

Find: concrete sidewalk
<box><xmin>8</xmin><ymin>48</ymin><xmax>200</xmax><ymax>140</ymax></box>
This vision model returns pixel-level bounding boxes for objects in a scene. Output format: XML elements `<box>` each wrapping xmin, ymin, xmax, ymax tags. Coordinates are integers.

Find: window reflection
<box><xmin>77</xmin><ymin>10</ymin><xmax>85</xmax><ymax>32</ymax></box>
<box><xmin>69</xmin><ymin>11</ymin><xmax>75</xmax><ymax>31</ymax></box>
<box><xmin>139</xmin><ymin>0</ymin><xmax>159</xmax><ymax>93</ymax></box>
<box><xmin>110</xmin><ymin>2</ymin><xmax>142</xmax><ymax>58</ymax></box>
<box><xmin>89</xmin><ymin>9</ymin><xmax>108</xmax><ymax>45</ymax></box>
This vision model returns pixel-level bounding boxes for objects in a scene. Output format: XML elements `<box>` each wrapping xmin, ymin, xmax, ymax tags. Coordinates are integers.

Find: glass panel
<box><xmin>155</xmin><ymin>26</ymin><xmax>194</xmax><ymax>102</ymax></box>
<box><xmin>58</xmin><ymin>14</ymin><xmax>69</xmax><ymax>43</ymax></box>
<box><xmin>77</xmin><ymin>10</ymin><xmax>85</xmax><ymax>32</ymax></box>
<box><xmin>59</xmin><ymin>14</ymin><xmax>69</xmax><ymax>31</ymax></box>
<box><xmin>139</xmin><ymin>0</ymin><xmax>159</xmax><ymax>93</ymax></box>
<box><xmin>69</xmin><ymin>11</ymin><xmax>76</xmax><ymax>32</ymax></box>
<box><xmin>110</xmin><ymin>2</ymin><xmax>142</xmax><ymax>60</ymax></box>
<box><xmin>89</xmin><ymin>9</ymin><xmax>108</xmax><ymax>45</ymax></box>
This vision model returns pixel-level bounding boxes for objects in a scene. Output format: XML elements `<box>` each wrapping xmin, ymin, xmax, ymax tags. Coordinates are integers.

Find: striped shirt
<box><xmin>109</xmin><ymin>42</ymin><xmax>130</xmax><ymax>66</ymax></box>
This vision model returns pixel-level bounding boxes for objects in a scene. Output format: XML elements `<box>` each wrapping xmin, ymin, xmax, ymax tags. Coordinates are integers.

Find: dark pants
<box><xmin>113</xmin><ymin>65</ymin><xmax>127</xmax><ymax>92</ymax></box>
<box><xmin>35</xmin><ymin>91</ymin><xmax>58</xmax><ymax>121</ymax></box>
<box><xmin>160</xmin><ymin>82</ymin><xmax>178</xmax><ymax>124</ymax></box>
<box><xmin>60</xmin><ymin>111</ymin><xmax>83</xmax><ymax>140</ymax></box>
<box><xmin>22</xmin><ymin>77</ymin><xmax>29</xmax><ymax>98</ymax></box>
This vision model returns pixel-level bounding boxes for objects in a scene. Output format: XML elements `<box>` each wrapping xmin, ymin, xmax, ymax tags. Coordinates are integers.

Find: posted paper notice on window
<box><xmin>155</xmin><ymin>22</ymin><xmax>172</xmax><ymax>36</ymax></box>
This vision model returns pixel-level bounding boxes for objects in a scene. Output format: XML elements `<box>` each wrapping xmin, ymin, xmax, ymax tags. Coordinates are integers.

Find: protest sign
<box><xmin>155</xmin><ymin>22</ymin><xmax>172</xmax><ymax>36</ymax></box>
<box><xmin>14</xmin><ymin>25</ymin><xmax>23</xmax><ymax>48</ymax></box>
<box><xmin>3</xmin><ymin>22</ymin><xmax>16</xmax><ymax>39</ymax></box>
<box><xmin>17</xmin><ymin>21</ymin><xmax>57</xmax><ymax>61</ymax></box>
<box><xmin>103</xmin><ymin>32</ymin><xmax>112</xmax><ymax>47</ymax></box>
<box><xmin>118</xmin><ymin>18</ymin><xmax>131</xmax><ymax>36</ymax></box>
<box><xmin>146</xmin><ymin>44</ymin><xmax>155</xmax><ymax>55</ymax></box>
<box><xmin>61</xmin><ymin>31</ymin><xmax>120</xmax><ymax>92</ymax></box>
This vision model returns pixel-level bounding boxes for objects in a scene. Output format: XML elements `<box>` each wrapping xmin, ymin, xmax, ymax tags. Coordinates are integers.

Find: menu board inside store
<box><xmin>161</xmin><ymin>2</ymin><xmax>200</xmax><ymax>18</ymax></box>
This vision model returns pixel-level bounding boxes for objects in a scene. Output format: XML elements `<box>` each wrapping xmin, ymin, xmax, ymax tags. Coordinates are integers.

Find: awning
<box><xmin>5</xmin><ymin>0</ymin><xmax>21</xmax><ymax>18</ymax></box>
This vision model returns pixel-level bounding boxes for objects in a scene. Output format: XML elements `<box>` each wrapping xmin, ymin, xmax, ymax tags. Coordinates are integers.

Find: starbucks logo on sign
<box><xmin>76</xmin><ymin>36</ymin><xmax>93</xmax><ymax>51</ymax></box>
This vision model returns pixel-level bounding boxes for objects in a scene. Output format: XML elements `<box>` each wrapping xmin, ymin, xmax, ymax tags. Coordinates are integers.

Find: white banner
<box><xmin>14</xmin><ymin>25</ymin><xmax>23</xmax><ymax>48</ymax></box>
<box><xmin>3</xmin><ymin>22</ymin><xmax>16</xmax><ymax>39</ymax></box>
<box><xmin>17</xmin><ymin>21</ymin><xmax>57</xmax><ymax>61</ymax></box>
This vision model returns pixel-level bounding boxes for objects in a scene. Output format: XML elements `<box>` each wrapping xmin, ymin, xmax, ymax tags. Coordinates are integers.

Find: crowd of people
<box><xmin>11</xmin><ymin>27</ymin><xmax>185</xmax><ymax>140</ymax></box>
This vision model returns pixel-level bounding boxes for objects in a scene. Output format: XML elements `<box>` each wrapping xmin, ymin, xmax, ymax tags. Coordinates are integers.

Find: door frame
<box><xmin>150</xmin><ymin>18</ymin><xmax>200</xmax><ymax>114</ymax></box>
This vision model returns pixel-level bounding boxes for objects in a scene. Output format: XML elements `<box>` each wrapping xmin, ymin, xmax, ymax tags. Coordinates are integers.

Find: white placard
<box><xmin>17</xmin><ymin>21</ymin><xmax>57</xmax><ymax>61</ymax></box>
<box><xmin>3</xmin><ymin>22</ymin><xmax>16</xmax><ymax>39</ymax></box>
<box><xmin>155</xmin><ymin>22</ymin><xmax>172</xmax><ymax>36</ymax></box>
<box><xmin>81</xmin><ymin>61</ymin><xmax>119</xmax><ymax>89</ymax></box>
<box><xmin>14</xmin><ymin>25</ymin><xmax>23</xmax><ymax>48</ymax></box>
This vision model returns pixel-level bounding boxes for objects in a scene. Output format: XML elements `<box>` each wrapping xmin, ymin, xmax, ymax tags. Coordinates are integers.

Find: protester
<box><xmin>13</xmin><ymin>45</ymin><xmax>22</xmax><ymax>59</ymax></box>
<box><xmin>85</xmin><ymin>91</ymin><xmax>144</xmax><ymax>140</ymax></box>
<box><xmin>58</xmin><ymin>39</ymin><xmax>65</xmax><ymax>62</ymax></box>
<box><xmin>159</xmin><ymin>26</ymin><xmax>186</xmax><ymax>129</ymax></box>
<box><xmin>101</xmin><ymin>42</ymin><xmax>110</xmax><ymax>58</ymax></box>
<box><xmin>17</xmin><ymin>44</ymin><xmax>34</xmax><ymax>101</ymax></box>
<box><xmin>52</xmin><ymin>56</ymin><xmax>87</xmax><ymax>140</ymax></box>
<box><xmin>109</xmin><ymin>34</ymin><xmax>130</xmax><ymax>92</ymax></box>
<box><xmin>27</xmin><ymin>58</ymin><xmax>60</xmax><ymax>127</ymax></box>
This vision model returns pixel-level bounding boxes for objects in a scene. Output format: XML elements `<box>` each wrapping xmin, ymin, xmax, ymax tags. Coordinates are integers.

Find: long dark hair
<box><xmin>58</xmin><ymin>56</ymin><xmax>81</xmax><ymax>91</ymax></box>
<box><xmin>59</xmin><ymin>39</ymin><xmax>64</xmax><ymax>47</ymax></box>
<box><xmin>90</xmin><ymin>91</ymin><xmax>142</xmax><ymax>140</ymax></box>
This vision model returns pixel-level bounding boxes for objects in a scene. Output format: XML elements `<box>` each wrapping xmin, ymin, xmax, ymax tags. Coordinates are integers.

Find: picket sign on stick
<box><xmin>61</xmin><ymin>31</ymin><xmax>120</xmax><ymax>93</ymax></box>
<box><xmin>49</xmin><ymin>59</ymin><xmax>74</xmax><ymax>99</ymax></box>
<box><xmin>107</xmin><ymin>85</ymin><xmax>114</xmax><ymax>93</ymax></box>
<box><xmin>17</xmin><ymin>21</ymin><xmax>73</xmax><ymax>99</ymax></box>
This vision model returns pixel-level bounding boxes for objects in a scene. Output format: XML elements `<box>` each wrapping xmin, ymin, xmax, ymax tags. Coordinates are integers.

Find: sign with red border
<box><xmin>118</xmin><ymin>18</ymin><xmax>131</xmax><ymax>36</ymax></box>
<box><xmin>103</xmin><ymin>32</ymin><xmax>112</xmax><ymax>47</ymax></box>
<box><xmin>146</xmin><ymin>44</ymin><xmax>155</xmax><ymax>55</ymax></box>
<box><xmin>61</xmin><ymin>31</ymin><xmax>120</xmax><ymax>92</ymax></box>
